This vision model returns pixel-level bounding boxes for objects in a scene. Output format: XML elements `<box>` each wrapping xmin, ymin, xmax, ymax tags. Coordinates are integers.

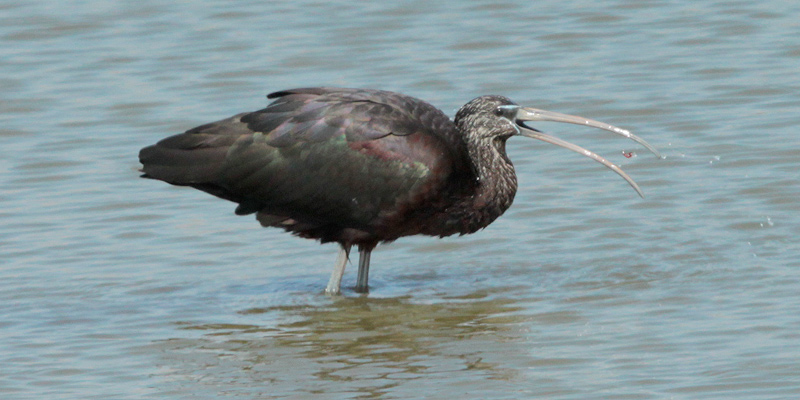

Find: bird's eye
<box><xmin>494</xmin><ymin>107</ymin><xmax>504</xmax><ymax>117</ymax></box>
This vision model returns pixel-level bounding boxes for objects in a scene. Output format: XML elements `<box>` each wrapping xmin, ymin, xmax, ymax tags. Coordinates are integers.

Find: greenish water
<box><xmin>2</xmin><ymin>1</ymin><xmax>799</xmax><ymax>399</ymax></box>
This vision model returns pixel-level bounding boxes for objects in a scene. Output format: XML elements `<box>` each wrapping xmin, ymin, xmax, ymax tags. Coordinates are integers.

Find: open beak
<box><xmin>508</xmin><ymin>106</ymin><xmax>661</xmax><ymax>198</ymax></box>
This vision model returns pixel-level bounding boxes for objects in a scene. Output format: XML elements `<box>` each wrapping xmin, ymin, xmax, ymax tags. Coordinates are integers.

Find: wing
<box><xmin>139</xmin><ymin>88</ymin><xmax>460</xmax><ymax>240</ymax></box>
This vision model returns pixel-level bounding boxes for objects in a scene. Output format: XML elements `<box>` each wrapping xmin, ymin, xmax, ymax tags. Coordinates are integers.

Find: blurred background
<box><xmin>1</xmin><ymin>1</ymin><xmax>799</xmax><ymax>398</ymax></box>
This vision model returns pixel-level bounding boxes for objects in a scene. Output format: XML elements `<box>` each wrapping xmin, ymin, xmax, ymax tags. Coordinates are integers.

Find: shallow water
<box><xmin>2</xmin><ymin>1</ymin><xmax>800</xmax><ymax>399</ymax></box>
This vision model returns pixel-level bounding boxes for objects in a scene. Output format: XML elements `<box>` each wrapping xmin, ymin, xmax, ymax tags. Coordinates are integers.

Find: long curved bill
<box><xmin>516</xmin><ymin>108</ymin><xmax>662</xmax><ymax>158</ymax></box>
<box><xmin>511</xmin><ymin>106</ymin><xmax>661</xmax><ymax>198</ymax></box>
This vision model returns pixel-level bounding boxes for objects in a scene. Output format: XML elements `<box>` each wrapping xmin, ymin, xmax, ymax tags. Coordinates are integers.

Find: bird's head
<box><xmin>455</xmin><ymin>95</ymin><xmax>662</xmax><ymax>198</ymax></box>
<box><xmin>455</xmin><ymin>95</ymin><xmax>519</xmax><ymax>141</ymax></box>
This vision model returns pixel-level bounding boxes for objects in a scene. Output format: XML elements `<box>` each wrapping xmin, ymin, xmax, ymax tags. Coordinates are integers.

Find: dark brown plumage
<box><xmin>139</xmin><ymin>87</ymin><xmax>660</xmax><ymax>294</ymax></box>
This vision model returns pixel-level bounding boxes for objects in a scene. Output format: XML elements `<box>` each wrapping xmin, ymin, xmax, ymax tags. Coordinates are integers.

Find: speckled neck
<box><xmin>468</xmin><ymin>136</ymin><xmax>518</xmax><ymax>220</ymax></box>
<box><xmin>452</xmin><ymin>121</ymin><xmax>519</xmax><ymax>233</ymax></box>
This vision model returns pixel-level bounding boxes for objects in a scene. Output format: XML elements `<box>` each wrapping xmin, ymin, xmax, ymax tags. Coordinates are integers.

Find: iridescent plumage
<box><xmin>140</xmin><ymin>87</ymin><xmax>659</xmax><ymax>294</ymax></box>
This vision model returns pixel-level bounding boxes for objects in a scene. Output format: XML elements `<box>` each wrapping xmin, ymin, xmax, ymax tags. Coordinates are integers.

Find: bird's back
<box><xmin>139</xmin><ymin>88</ymin><xmax>475</xmax><ymax>244</ymax></box>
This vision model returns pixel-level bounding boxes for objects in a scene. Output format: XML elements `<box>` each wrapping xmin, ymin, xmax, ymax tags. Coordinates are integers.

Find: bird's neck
<box><xmin>471</xmin><ymin>136</ymin><xmax>518</xmax><ymax>208</ymax></box>
<box><xmin>454</xmin><ymin>136</ymin><xmax>518</xmax><ymax>233</ymax></box>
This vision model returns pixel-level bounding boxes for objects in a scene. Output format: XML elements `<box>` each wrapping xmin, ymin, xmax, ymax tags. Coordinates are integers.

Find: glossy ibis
<box><xmin>139</xmin><ymin>87</ymin><xmax>660</xmax><ymax>294</ymax></box>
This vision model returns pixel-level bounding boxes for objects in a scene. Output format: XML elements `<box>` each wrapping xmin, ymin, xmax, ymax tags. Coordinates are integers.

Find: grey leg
<box><xmin>355</xmin><ymin>244</ymin><xmax>374</xmax><ymax>293</ymax></box>
<box><xmin>325</xmin><ymin>244</ymin><xmax>351</xmax><ymax>295</ymax></box>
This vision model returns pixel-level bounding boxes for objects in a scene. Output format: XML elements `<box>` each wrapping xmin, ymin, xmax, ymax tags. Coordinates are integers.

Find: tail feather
<box><xmin>139</xmin><ymin>143</ymin><xmax>227</xmax><ymax>184</ymax></box>
<box><xmin>139</xmin><ymin>113</ymin><xmax>255</xmax><ymax>206</ymax></box>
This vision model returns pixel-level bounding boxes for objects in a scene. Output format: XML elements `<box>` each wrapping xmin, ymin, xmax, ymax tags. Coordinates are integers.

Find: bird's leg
<box><xmin>355</xmin><ymin>243</ymin><xmax>376</xmax><ymax>293</ymax></box>
<box><xmin>325</xmin><ymin>244</ymin><xmax>351</xmax><ymax>295</ymax></box>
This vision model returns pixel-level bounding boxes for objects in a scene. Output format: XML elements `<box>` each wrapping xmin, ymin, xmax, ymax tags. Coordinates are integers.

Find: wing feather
<box><xmin>139</xmin><ymin>88</ymin><xmax>459</xmax><ymax>238</ymax></box>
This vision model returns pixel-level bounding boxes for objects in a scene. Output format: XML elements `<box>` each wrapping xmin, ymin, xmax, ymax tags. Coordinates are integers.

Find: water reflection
<box><xmin>156</xmin><ymin>291</ymin><xmax>527</xmax><ymax>397</ymax></box>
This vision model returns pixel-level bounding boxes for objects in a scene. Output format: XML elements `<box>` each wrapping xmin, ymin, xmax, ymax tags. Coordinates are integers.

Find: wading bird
<box><xmin>139</xmin><ymin>87</ymin><xmax>660</xmax><ymax>294</ymax></box>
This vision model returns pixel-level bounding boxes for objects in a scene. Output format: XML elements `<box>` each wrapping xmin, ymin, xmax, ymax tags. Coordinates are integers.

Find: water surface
<box><xmin>2</xmin><ymin>1</ymin><xmax>799</xmax><ymax>399</ymax></box>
